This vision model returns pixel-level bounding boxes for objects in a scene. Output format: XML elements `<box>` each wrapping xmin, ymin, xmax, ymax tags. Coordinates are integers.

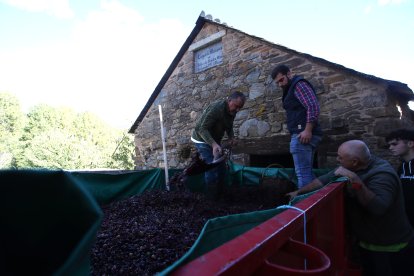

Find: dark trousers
<box><xmin>359</xmin><ymin>238</ymin><xmax>414</xmax><ymax>276</ymax></box>
<box><xmin>194</xmin><ymin>143</ymin><xmax>226</xmax><ymax>198</ymax></box>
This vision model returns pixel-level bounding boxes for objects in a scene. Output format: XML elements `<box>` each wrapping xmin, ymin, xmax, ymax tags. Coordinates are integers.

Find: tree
<box><xmin>21</xmin><ymin>104</ymin><xmax>76</xmax><ymax>142</ymax></box>
<box><xmin>1</xmin><ymin>93</ymin><xmax>136</xmax><ymax>170</ymax></box>
<box><xmin>23</xmin><ymin>129</ymin><xmax>97</xmax><ymax>169</ymax></box>
<box><xmin>17</xmin><ymin>104</ymin><xmax>135</xmax><ymax>170</ymax></box>
<box><xmin>15</xmin><ymin>104</ymin><xmax>75</xmax><ymax>167</ymax></box>
<box><xmin>0</xmin><ymin>92</ymin><xmax>25</xmax><ymax>168</ymax></box>
<box><xmin>107</xmin><ymin>133</ymin><xmax>136</xmax><ymax>169</ymax></box>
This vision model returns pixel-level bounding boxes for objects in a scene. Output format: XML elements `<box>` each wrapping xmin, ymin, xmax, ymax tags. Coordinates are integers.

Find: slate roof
<box><xmin>128</xmin><ymin>13</ymin><xmax>413</xmax><ymax>133</ymax></box>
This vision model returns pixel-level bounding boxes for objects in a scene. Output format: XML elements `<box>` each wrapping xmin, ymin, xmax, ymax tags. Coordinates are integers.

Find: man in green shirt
<box><xmin>287</xmin><ymin>140</ymin><xmax>414</xmax><ymax>275</ymax></box>
<box><xmin>191</xmin><ymin>91</ymin><xmax>246</xmax><ymax>196</ymax></box>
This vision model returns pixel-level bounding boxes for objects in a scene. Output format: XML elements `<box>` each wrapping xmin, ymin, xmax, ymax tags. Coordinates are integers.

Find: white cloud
<box><xmin>364</xmin><ymin>4</ymin><xmax>373</xmax><ymax>13</ymax></box>
<box><xmin>0</xmin><ymin>0</ymin><xmax>191</xmax><ymax>129</ymax></box>
<box><xmin>377</xmin><ymin>0</ymin><xmax>406</xmax><ymax>6</ymax></box>
<box><xmin>65</xmin><ymin>1</ymin><xmax>190</xmax><ymax>128</ymax></box>
<box><xmin>365</xmin><ymin>0</ymin><xmax>406</xmax><ymax>13</ymax></box>
<box><xmin>0</xmin><ymin>0</ymin><xmax>74</xmax><ymax>18</ymax></box>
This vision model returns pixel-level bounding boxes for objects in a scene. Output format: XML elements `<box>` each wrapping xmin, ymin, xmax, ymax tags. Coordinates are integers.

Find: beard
<box><xmin>282</xmin><ymin>79</ymin><xmax>293</xmax><ymax>94</ymax></box>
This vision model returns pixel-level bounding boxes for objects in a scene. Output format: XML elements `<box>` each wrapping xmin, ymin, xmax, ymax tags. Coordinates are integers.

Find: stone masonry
<box><xmin>132</xmin><ymin>18</ymin><xmax>414</xmax><ymax>170</ymax></box>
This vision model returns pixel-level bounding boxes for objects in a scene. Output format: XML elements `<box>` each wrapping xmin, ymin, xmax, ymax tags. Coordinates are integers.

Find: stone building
<box><xmin>129</xmin><ymin>12</ymin><xmax>414</xmax><ymax>170</ymax></box>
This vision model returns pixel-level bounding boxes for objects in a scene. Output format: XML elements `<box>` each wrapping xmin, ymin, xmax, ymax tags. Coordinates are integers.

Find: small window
<box><xmin>194</xmin><ymin>41</ymin><xmax>223</xmax><ymax>73</ymax></box>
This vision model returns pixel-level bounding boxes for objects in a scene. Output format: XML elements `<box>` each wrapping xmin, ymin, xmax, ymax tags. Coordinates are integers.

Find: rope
<box><xmin>276</xmin><ymin>204</ymin><xmax>308</xmax><ymax>270</ymax></box>
<box><xmin>260</xmin><ymin>163</ymin><xmax>284</xmax><ymax>181</ymax></box>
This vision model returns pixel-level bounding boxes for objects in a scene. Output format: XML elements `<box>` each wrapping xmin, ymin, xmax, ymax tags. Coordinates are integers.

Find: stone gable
<box><xmin>131</xmin><ymin>17</ymin><xmax>414</xmax><ymax>170</ymax></box>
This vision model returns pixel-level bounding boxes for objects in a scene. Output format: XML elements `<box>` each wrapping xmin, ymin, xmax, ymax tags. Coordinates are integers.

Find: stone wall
<box><xmin>133</xmin><ymin>22</ymin><xmax>414</xmax><ymax>170</ymax></box>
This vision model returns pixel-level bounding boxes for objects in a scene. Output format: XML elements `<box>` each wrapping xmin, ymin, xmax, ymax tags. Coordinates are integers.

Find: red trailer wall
<box><xmin>172</xmin><ymin>182</ymin><xmax>362</xmax><ymax>275</ymax></box>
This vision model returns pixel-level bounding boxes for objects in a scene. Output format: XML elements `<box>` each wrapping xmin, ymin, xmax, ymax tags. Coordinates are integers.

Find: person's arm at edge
<box><xmin>197</xmin><ymin>104</ymin><xmax>224</xmax><ymax>157</ymax></box>
<box><xmin>347</xmin><ymin>175</ymin><xmax>376</xmax><ymax>207</ymax></box>
<box><xmin>286</xmin><ymin>178</ymin><xmax>324</xmax><ymax>200</ymax></box>
<box><xmin>333</xmin><ymin>166</ymin><xmax>376</xmax><ymax>206</ymax></box>
<box><xmin>196</xmin><ymin>104</ymin><xmax>220</xmax><ymax>146</ymax></box>
<box><xmin>294</xmin><ymin>81</ymin><xmax>320</xmax><ymax>143</ymax></box>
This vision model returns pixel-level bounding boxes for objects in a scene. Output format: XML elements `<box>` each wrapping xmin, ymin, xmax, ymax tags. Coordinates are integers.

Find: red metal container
<box><xmin>172</xmin><ymin>181</ymin><xmax>362</xmax><ymax>275</ymax></box>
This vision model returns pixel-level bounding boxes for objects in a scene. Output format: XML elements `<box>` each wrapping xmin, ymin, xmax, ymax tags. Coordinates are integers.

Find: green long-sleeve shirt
<box><xmin>191</xmin><ymin>100</ymin><xmax>235</xmax><ymax>146</ymax></box>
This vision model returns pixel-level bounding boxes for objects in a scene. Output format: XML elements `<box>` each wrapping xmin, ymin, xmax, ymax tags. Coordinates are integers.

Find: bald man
<box><xmin>287</xmin><ymin>140</ymin><xmax>414</xmax><ymax>276</ymax></box>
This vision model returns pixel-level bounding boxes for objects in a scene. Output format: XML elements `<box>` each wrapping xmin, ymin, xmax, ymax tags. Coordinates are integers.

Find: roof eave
<box><xmin>128</xmin><ymin>15</ymin><xmax>414</xmax><ymax>133</ymax></box>
<box><xmin>128</xmin><ymin>16</ymin><xmax>206</xmax><ymax>133</ymax></box>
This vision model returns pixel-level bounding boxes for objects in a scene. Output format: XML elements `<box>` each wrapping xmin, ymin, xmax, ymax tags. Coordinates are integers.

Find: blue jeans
<box><xmin>194</xmin><ymin>143</ymin><xmax>226</xmax><ymax>187</ymax></box>
<box><xmin>290</xmin><ymin>134</ymin><xmax>322</xmax><ymax>188</ymax></box>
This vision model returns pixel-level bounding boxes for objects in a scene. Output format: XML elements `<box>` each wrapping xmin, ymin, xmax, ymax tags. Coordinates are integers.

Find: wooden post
<box><xmin>158</xmin><ymin>105</ymin><xmax>170</xmax><ymax>191</ymax></box>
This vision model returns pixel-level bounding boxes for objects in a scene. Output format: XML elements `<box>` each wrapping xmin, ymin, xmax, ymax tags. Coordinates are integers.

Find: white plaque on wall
<box><xmin>194</xmin><ymin>42</ymin><xmax>223</xmax><ymax>73</ymax></box>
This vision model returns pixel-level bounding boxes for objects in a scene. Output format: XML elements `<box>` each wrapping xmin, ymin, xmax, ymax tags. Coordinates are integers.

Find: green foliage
<box><xmin>0</xmin><ymin>92</ymin><xmax>25</xmax><ymax>168</ymax></box>
<box><xmin>0</xmin><ymin>92</ymin><xmax>25</xmax><ymax>133</ymax></box>
<box><xmin>22</xmin><ymin>129</ymin><xmax>102</xmax><ymax>169</ymax></box>
<box><xmin>0</xmin><ymin>93</ymin><xmax>136</xmax><ymax>170</ymax></box>
<box><xmin>107</xmin><ymin>133</ymin><xmax>136</xmax><ymax>170</ymax></box>
<box><xmin>21</xmin><ymin>105</ymin><xmax>77</xmax><ymax>141</ymax></box>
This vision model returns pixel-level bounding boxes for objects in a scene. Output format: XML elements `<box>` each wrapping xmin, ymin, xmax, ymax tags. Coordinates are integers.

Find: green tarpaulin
<box><xmin>158</xmin><ymin>163</ymin><xmax>331</xmax><ymax>275</ymax></box>
<box><xmin>0</xmin><ymin>163</ymin><xmax>332</xmax><ymax>275</ymax></box>
<box><xmin>0</xmin><ymin>170</ymin><xmax>102</xmax><ymax>276</ymax></box>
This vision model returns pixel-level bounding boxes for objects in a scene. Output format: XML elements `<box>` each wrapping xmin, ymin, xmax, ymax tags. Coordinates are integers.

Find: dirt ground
<box><xmin>90</xmin><ymin>179</ymin><xmax>295</xmax><ymax>275</ymax></box>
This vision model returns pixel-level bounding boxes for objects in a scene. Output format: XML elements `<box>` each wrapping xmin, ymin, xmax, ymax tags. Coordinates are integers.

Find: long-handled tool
<box><xmin>168</xmin><ymin>147</ymin><xmax>231</xmax><ymax>190</ymax></box>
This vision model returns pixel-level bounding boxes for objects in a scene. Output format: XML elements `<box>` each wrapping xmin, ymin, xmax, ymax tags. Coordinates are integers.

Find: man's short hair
<box><xmin>385</xmin><ymin>128</ymin><xmax>414</xmax><ymax>142</ymax></box>
<box><xmin>271</xmin><ymin>64</ymin><xmax>290</xmax><ymax>80</ymax></box>
<box><xmin>228</xmin><ymin>91</ymin><xmax>246</xmax><ymax>103</ymax></box>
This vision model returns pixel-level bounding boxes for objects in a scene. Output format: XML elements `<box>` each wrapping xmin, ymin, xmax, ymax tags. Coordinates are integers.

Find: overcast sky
<box><xmin>1</xmin><ymin>0</ymin><xmax>413</xmax><ymax>129</ymax></box>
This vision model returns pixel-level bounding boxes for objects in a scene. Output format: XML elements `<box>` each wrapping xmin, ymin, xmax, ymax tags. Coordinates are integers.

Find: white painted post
<box><xmin>158</xmin><ymin>105</ymin><xmax>170</xmax><ymax>191</ymax></box>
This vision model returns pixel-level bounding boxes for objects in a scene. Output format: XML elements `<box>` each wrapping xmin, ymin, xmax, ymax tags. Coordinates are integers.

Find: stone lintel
<box><xmin>189</xmin><ymin>30</ymin><xmax>226</xmax><ymax>51</ymax></box>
